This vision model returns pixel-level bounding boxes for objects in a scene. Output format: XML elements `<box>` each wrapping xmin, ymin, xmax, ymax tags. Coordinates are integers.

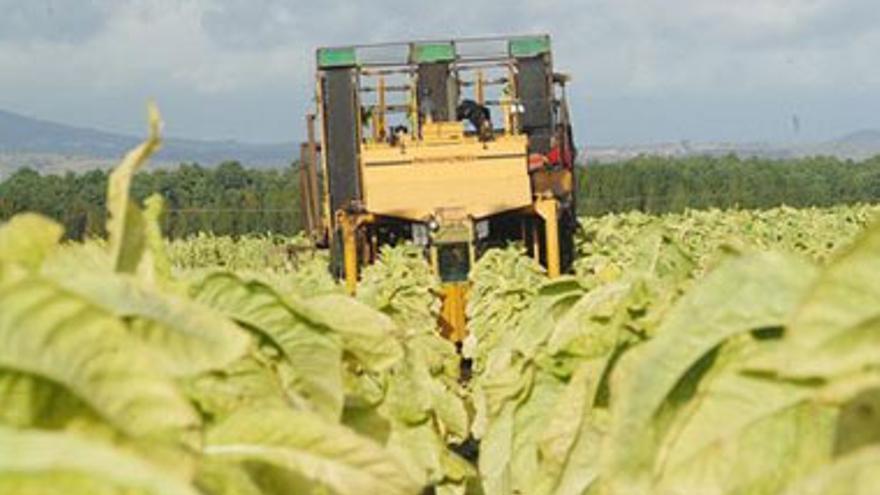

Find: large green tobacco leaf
<box><xmin>788</xmin><ymin>221</ymin><xmax>880</xmax><ymax>343</ymax></box>
<box><xmin>471</xmin><ymin>359</ymin><xmax>532</xmax><ymax>440</ymax></box>
<box><xmin>384</xmin><ymin>420</ymin><xmax>472</xmax><ymax>490</ymax></box>
<box><xmin>466</xmin><ymin>247</ymin><xmax>545</xmax><ymax>368</ymax></box>
<box><xmin>471</xmin><ymin>276</ymin><xmax>585</xmax><ymax>463</ymax></box>
<box><xmin>530</xmin><ymin>362</ymin><xmax>605</xmax><ymax>495</ymax></box>
<box><xmin>0</xmin><ymin>371</ymin><xmax>95</xmax><ymax>430</ymax></box>
<box><xmin>298</xmin><ymin>294</ymin><xmax>404</xmax><ymax>371</ymax></box>
<box><xmin>749</xmin><ymin>222</ymin><xmax>880</xmax><ymax>379</ymax></box>
<box><xmin>477</xmin><ymin>367</ymin><xmax>567</xmax><ymax>495</ymax></box>
<box><xmin>780</xmin><ymin>446</ymin><xmax>880</xmax><ymax>495</ymax></box>
<box><xmin>509</xmin><ymin>278</ymin><xmax>584</xmax><ymax>360</ymax></box>
<box><xmin>0</xmin><ymin>272</ymin><xmax>198</xmax><ymax>440</ymax></box>
<box><xmin>775</xmin><ymin>316</ymin><xmax>880</xmax><ymax>380</ymax></box>
<box><xmin>0</xmin><ymin>214</ymin><xmax>63</xmax><ymax>270</ymax></box>
<box><xmin>658</xmin><ymin>372</ymin><xmax>809</xmax><ymax>470</ymax></box>
<box><xmin>0</xmin><ymin>427</ymin><xmax>199</xmax><ymax>495</ymax></box>
<box><xmin>106</xmin><ymin>103</ymin><xmax>162</xmax><ymax>274</ymax></box>
<box><xmin>204</xmin><ymin>407</ymin><xmax>421</xmax><ymax>495</ymax></box>
<box><xmin>478</xmin><ymin>401</ymin><xmax>515</xmax><ymax>495</ymax></box>
<box><xmin>184</xmin><ymin>347</ymin><xmax>295</xmax><ymax>422</ymax></box>
<box><xmin>508</xmin><ymin>370</ymin><xmax>567</xmax><ymax>492</ymax></box>
<box><xmin>357</xmin><ymin>244</ymin><xmax>441</xmax><ymax>335</ymax></box>
<box><xmin>38</xmin><ymin>258</ymin><xmax>250</xmax><ymax>377</ymax></box>
<box><xmin>424</xmin><ymin>359</ymin><xmax>469</xmax><ymax>441</ymax></box>
<box><xmin>142</xmin><ymin>194</ymin><xmax>173</xmax><ymax>282</ymax></box>
<box><xmin>830</xmin><ymin>387</ymin><xmax>880</xmax><ymax>459</ymax></box>
<box><xmin>655</xmin><ymin>370</ymin><xmax>835</xmax><ymax>494</ymax></box>
<box><xmin>371</xmin><ymin>330</ymin><xmax>470</xmax><ymax>487</ymax></box>
<box><xmin>546</xmin><ymin>281</ymin><xmax>632</xmax><ymax>360</ymax></box>
<box><xmin>629</xmin><ymin>227</ymin><xmax>696</xmax><ymax>285</ymax></box>
<box><xmin>193</xmin><ymin>272</ymin><xmax>344</xmax><ymax>420</ymax></box>
<box><xmin>193</xmin><ymin>459</ymin><xmax>264</xmax><ymax>495</ymax></box>
<box><xmin>383</xmin><ymin>336</ymin><xmax>464</xmax><ymax>429</ymax></box>
<box><xmin>602</xmin><ymin>251</ymin><xmax>817</xmax><ymax>493</ymax></box>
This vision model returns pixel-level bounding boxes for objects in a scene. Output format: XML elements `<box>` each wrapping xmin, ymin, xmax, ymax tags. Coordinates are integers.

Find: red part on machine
<box><xmin>529</xmin><ymin>143</ymin><xmax>573</xmax><ymax>171</ymax></box>
<box><xmin>528</xmin><ymin>153</ymin><xmax>546</xmax><ymax>171</ymax></box>
<box><xmin>554</xmin><ymin>137</ymin><xmax>576</xmax><ymax>168</ymax></box>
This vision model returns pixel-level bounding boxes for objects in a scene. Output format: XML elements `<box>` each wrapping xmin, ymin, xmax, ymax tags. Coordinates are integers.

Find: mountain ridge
<box><xmin>1</xmin><ymin>108</ymin><xmax>879</xmax><ymax>175</ymax></box>
<box><xmin>0</xmin><ymin>108</ymin><xmax>297</xmax><ymax>172</ymax></box>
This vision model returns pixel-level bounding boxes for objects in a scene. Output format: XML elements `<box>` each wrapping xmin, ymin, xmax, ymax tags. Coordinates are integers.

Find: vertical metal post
<box><xmin>476</xmin><ymin>70</ymin><xmax>485</xmax><ymax>105</ymax></box>
<box><xmin>298</xmin><ymin>142</ymin><xmax>311</xmax><ymax>232</ymax></box>
<box><xmin>440</xmin><ymin>284</ymin><xmax>469</xmax><ymax>342</ymax></box>
<box><xmin>338</xmin><ymin>211</ymin><xmax>359</xmax><ymax>294</ymax></box>
<box><xmin>535</xmin><ymin>197</ymin><xmax>561</xmax><ymax>278</ymax></box>
<box><xmin>409</xmin><ymin>76</ymin><xmax>419</xmax><ymax>135</ymax></box>
<box><xmin>304</xmin><ymin>114</ymin><xmax>323</xmax><ymax>238</ymax></box>
<box><xmin>377</xmin><ymin>76</ymin><xmax>387</xmax><ymax>141</ymax></box>
<box><xmin>507</xmin><ymin>64</ymin><xmax>519</xmax><ymax>134</ymax></box>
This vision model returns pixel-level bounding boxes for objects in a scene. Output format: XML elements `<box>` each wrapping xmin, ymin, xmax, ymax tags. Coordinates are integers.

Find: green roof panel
<box><xmin>318</xmin><ymin>47</ymin><xmax>357</xmax><ymax>68</ymax></box>
<box><xmin>411</xmin><ymin>42</ymin><xmax>456</xmax><ymax>63</ymax></box>
<box><xmin>509</xmin><ymin>36</ymin><xmax>551</xmax><ymax>57</ymax></box>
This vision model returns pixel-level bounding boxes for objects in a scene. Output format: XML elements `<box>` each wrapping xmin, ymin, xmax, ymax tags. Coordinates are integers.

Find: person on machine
<box><xmin>456</xmin><ymin>99</ymin><xmax>493</xmax><ymax>141</ymax></box>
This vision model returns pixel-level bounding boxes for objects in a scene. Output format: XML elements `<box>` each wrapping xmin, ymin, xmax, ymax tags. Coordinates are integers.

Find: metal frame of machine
<box><xmin>299</xmin><ymin>34</ymin><xmax>578</xmax><ymax>340</ymax></box>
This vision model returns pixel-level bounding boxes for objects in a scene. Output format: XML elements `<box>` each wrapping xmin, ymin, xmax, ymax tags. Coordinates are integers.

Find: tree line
<box><xmin>0</xmin><ymin>162</ymin><xmax>301</xmax><ymax>239</ymax></box>
<box><xmin>579</xmin><ymin>154</ymin><xmax>880</xmax><ymax>216</ymax></box>
<box><xmin>2</xmin><ymin>154</ymin><xmax>880</xmax><ymax>238</ymax></box>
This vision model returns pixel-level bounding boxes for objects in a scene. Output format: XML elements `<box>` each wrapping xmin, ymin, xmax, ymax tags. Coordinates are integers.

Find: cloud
<box><xmin>0</xmin><ymin>0</ymin><xmax>877</xmax><ymax>145</ymax></box>
<box><xmin>0</xmin><ymin>0</ymin><xmax>111</xmax><ymax>44</ymax></box>
<box><xmin>200</xmin><ymin>0</ymin><xmax>303</xmax><ymax>50</ymax></box>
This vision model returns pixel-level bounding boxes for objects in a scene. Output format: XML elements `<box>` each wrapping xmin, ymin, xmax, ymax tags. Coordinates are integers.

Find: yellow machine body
<box><xmin>301</xmin><ymin>35</ymin><xmax>578</xmax><ymax>342</ymax></box>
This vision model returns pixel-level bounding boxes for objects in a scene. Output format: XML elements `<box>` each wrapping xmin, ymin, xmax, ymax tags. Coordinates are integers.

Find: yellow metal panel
<box><xmin>439</xmin><ymin>283</ymin><xmax>469</xmax><ymax>342</ymax></box>
<box><xmin>338</xmin><ymin>211</ymin><xmax>359</xmax><ymax>294</ymax></box>
<box><xmin>421</xmin><ymin>121</ymin><xmax>468</xmax><ymax>145</ymax></box>
<box><xmin>535</xmin><ymin>197</ymin><xmax>561</xmax><ymax>278</ymax></box>
<box><xmin>531</xmin><ymin>168</ymin><xmax>574</xmax><ymax>197</ymax></box>
<box><xmin>362</xmin><ymin>161</ymin><xmax>531</xmax><ymax>219</ymax></box>
<box><xmin>360</xmin><ymin>135</ymin><xmax>532</xmax><ymax>220</ymax></box>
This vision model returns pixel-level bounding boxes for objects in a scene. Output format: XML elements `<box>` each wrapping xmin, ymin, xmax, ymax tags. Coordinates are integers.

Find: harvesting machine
<box><xmin>299</xmin><ymin>34</ymin><xmax>578</xmax><ymax>341</ymax></box>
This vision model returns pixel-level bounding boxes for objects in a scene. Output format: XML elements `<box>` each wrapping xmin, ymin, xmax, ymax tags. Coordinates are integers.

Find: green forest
<box><xmin>2</xmin><ymin>154</ymin><xmax>880</xmax><ymax>238</ymax></box>
<box><xmin>579</xmin><ymin>154</ymin><xmax>880</xmax><ymax>215</ymax></box>
<box><xmin>0</xmin><ymin>162</ymin><xmax>301</xmax><ymax>239</ymax></box>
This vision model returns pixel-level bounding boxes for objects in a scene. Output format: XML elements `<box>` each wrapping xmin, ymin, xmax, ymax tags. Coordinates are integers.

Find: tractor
<box><xmin>298</xmin><ymin>34</ymin><xmax>578</xmax><ymax>340</ymax></box>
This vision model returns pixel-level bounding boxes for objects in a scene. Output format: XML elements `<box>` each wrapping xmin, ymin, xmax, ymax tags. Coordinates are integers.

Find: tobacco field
<box><xmin>2</xmin><ymin>108</ymin><xmax>880</xmax><ymax>495</ymax></box>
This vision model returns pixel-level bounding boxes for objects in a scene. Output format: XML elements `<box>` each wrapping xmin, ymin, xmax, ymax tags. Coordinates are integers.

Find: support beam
<box><xmin>298</xmin><ymin>142</ymin><xmax>312</xmax><ymax>232</ymax></box>
<box><xmin>322</xmin><ymin>68</ymin><xmax>362</xmax><ymax>215</ymax></box>
<box><xmin>535</xmin><ymin>197</ymin><xmax>561</xmax><ymax>278</ymax></box>
<box><xmin>338</xmin><ymin>211</ymin><xmax>359</xmax><ymax>294</ymax></box>
<box><xmin>440</xmin><ymin>283</ymin><xmax>469</xmax><ymax>342</ymax></box>
<box><xmin>300</xmin><ymin>114</ymin><xmax>323</xmax><ymax>242</ymax></box>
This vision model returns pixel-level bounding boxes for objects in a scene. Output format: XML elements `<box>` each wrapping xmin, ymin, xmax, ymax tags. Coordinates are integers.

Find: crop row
<box><xmin>2</xmin><ymin>108</ymin><xmax>878</xmax><ymax>494</ymax></box>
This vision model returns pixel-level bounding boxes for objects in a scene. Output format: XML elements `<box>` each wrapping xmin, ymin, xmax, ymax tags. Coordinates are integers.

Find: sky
<box><xmin>0</xmin><ymin>0</ymin><xmax>877</xmax><ymax>146</ymax></box>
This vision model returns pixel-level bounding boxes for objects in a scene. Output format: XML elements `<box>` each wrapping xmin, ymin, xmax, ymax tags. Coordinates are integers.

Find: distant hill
<box><xmin>587</xmin><ymin>129</ymin><xmax>880</xmax><ymax>164</ymax></box>
<box><xmin>0</xmin><ymin>109</ymin><xmax>297</xmax><ymax>177</ymax></box>
<box><xmin>836</xmin><ymin>129</ymin><xmax>880</xmax><ymax>146</ymax></box>
<box><xmin>808</xmin><ymin>130</ymin><xmax>880</xmax><ymax>161</ymax></box>
<box><xmin>2</xmin><ymin>108</ymin><xmax>878</xmax><ymax>176</ymax></box>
